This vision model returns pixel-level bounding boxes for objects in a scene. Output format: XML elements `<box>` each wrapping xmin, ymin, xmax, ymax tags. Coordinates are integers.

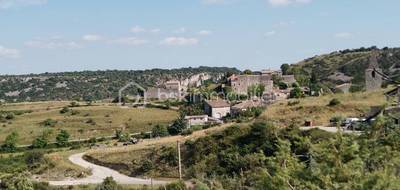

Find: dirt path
<box><xmin>48</xmin><ymin>152</ymin><xmax>166</xmax><ymax>186</ymax></box>
<box><xmin>48</xmin><ymin>123</ymin><xmax>234</xmax><ymax>186</ymax></box>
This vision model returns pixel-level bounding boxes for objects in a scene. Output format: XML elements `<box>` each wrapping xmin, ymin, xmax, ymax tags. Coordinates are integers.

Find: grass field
<box><xmin>260</xmin><ymin>89</ymin><xmax>389</xmax><ymax>127</ymax></box>
<box><xmin>0</xmin><ymin>101</ymin><xmax>178</xmax><ymax>144</ymax></box>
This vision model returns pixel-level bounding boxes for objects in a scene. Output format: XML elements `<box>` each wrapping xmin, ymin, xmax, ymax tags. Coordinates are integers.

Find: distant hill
<box><xmin>286</xmin><ymin>46</ymin><xmax>400</xmax><ymax>92</ymax></box>
<box><xmin>0</xmin><ymin>67</ymin><xmax>239</xmax><ymax>102</ymax></box>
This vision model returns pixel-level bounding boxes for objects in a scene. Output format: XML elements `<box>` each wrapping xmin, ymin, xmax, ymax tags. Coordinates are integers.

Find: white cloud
<box><xmin>173</xmin><ymin>27</ymin><xmax>187</xmax><ymax>34</ymax></box>
<box><xmin>334</xmin><ymin>32</ymin><xmax>352</xmax><ymax>38</ymax></box>
<box><xmin>82</xmin><ymin>34</ymin><xmax>103</xmax><ymax>42</ymax></box>
<box><xmin>268</xmin><ymin>0</ymin><xmax>312</xmax><ymax>7</ymax></box>
<box><xmin>150</xmin><ymin>28</ymin><xmax>161</xmax><ymax>33</ymax></box>
<box><xmin>110</xmin><ymin>37</ymin><xmax>148</xmax><ymax>46</ymax></box>
<box><xmin>160</xmin><ymin>37</ymin><xmax>199</xmax><ymax>46</ymax></box>
<box><xmin>0</xmin><ymin>0</ymin><xmax>47</xmax><ymax>9</ymax></box>
<box><xmin>0</xmin><ymin>45</ymin><xmax>19</xmax><ymax>58</ymax></box>
<box><xmin>25</xmin><ymin>39</ymin><xmax>82</xmax><ymax>49</ymax></box>
<box><xmin>198</xmin><ymin>30</ymin><xmax>213</xmax><ymax>36</ymax></box>
<box><xmin>130</xmin><ymin>26</ymin><xmax>146</xmax><ymax>33</ymax></box>
<box><xmin>265</xmin><ymin>31</ymin><xmax>276</xmax><ymax>37</ymax></box>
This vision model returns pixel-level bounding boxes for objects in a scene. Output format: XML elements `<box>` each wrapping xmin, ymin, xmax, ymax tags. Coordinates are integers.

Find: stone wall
<box><xmin>231</xmin><ymin>75</ymin><xmax>273</xmax><ymax>95</ymax></box>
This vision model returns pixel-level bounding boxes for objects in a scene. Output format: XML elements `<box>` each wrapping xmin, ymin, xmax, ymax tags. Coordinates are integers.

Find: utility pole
<box><xmin>177</xmin><ymin>140</ymin><xmax>182</xmax><ymax>180</ymax></box>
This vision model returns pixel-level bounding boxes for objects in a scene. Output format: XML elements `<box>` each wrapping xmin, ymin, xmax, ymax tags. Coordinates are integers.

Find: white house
<box><xmin>204</xmin><ymin>100</ymin><xmax>231</xmax><ymax>119</ymax></box>
<box><xmin>184</xmin><ymin>115</ymin><xmax>209</xmax><ymax>126</ymax></box>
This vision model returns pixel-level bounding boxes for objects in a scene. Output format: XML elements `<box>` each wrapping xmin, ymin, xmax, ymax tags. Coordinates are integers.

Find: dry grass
<box><xmin>261</xmin><ymin>90</ymin><xmax>388</xmax><ymax>127</ymax></box>
<box><xmin>0</xmin><ymin>101</ymin><xmax>178</xmax><ymax>144</ymax></box>
<box><xmin>36</xmin><ymin>148</ymin><xmax>91</xmax><ymax>181</ymax></box>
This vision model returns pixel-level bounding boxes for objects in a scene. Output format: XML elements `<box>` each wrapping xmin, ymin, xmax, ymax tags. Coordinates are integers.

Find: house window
<box><xmin>372</xmin><ymin>71</ymin><xmax>376</xmax><ymax>78</ymax></box>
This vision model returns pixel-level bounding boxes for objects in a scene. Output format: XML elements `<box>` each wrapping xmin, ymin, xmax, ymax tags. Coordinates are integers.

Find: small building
<box><xmin>204</xmin><ymin>100</ymin><xmax>231</xmax><ymax>119</ymax></box>
<box><xmin>184</xmin><ymin>115</ymin><xmax>209</xmax><ymax>126</ymax></box>
<box><xmin>231</xmin><ymin>99</ymin><xmax>263</xmax><ymax>115</ymax></box>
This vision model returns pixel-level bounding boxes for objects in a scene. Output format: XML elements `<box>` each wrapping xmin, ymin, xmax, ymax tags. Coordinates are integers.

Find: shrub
<box><xmin>328</xmin><ymin>98</ymin><xmax>341</xmax><ymax>106</ymax></box>
<box><xmin>289</xmin><ymin>87</ymin><xmax>302</xmax><ymax>99</ymax></box>
<box><xmin>287</xmin><ymin>100</ymin><xmax>300</xmax><ymax>106</ymax></box>
<box><xmin>168</xmin><ymin>117</ymin><xmax>187</xmax><ymax>135</ymax></box>
<box><xmin>24</xmin><ymin>150</ymin><xmax>45</xmax><ymax>168</ymax></box>
<box><xmin>152</xmin><ymin>125</ymin><xmax>169</xmax><ymax>137</ymax></box>
<box><xmin>5</xmin><ymin>113</ymin><xmax>15</xmax><ymax>120</ymax></box>
<box><xmin>140</xmin><ymin>159</ymin><xmax>154</xmax><ymax>173</ymax></box>
<box><xmin>181</xmin><ymin>128</ymin><xmax>193</xmax><ymax>136</ymax></box>
<box><xmin>60</xmin><ymin>107</ymin><xmax>70</xmax><ymax>114</ymax></box>
<box><xmin>163</xmin><ymin>180</ymin><xmax>187</xmax><ymax>190</ymax></box>
<box><xmin>95</xmin><ymin>177</ymin><xmax>121</xmax><ymax>190</ymax></box>
<box><xmin>1</xmin><ymin>132</ymin><xmax>18</xmax><ymax>152</ymax></box>
<box><xmin>41</xmin><ymin>119</ymin><xmax>57</xmax><ymax>127</ymax></box>
<box><xmin>56</xmin><ymin>130</ymin><xmax>70</xmax><ymax>147</ymax></box>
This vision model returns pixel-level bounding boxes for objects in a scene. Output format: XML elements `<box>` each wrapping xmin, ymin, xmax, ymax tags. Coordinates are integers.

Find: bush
<box><xmin>56</xmin><ymin>130</ymin><xmax>70</xmax><ymax>147</ymax></box>
<box><xmin>5</xmin><ymin>113</ymin><xmax>15</xmax><ymax>120</ymax></box>
<box><xmin>289</xmin><ymin>87</ymin><xmax>302</xmax><ymax>99</ymax></box>
<box><xmin>1</xmin><ymin>132</ymin><xmax>18</xmax><ymax>152</ymax></box>
<box><xmin>152</xmin><ymin>125</ymin><xmax>169</xmax><ymax>137</ymax></box>
<box><xmin>163</xmin><ymin>180</ymin><xmax>187</xmax><ymax>190</ymax></box>
<box><xmin>287</xmin><ymin>100</ymin><xmax>300</xmax><ymax>106</ymax></box>
<box><xmin>95</xmin><ymin>177</ymin><xmax>121</xmax><ymax>190</ymax></box>
<box><xmin>328</xmin><ymin>98</ymin><xmax>341</xmax><ymax>106</ymax></box>
<box><xmin>168</xmin><ymin>117</ymin><xmax>187</xmax><ymax>135</ymax></box>
<box><xmin>24</xmin><ymin>150</ymin><xmax>45</xmax><ymax>168</ymax></box>
<box><xmin>140</xmin><ymin>159</ymin><xmax>154</xmax><ymax>173</ymax></box>
<box><xmin>59</xmin><ymin>107</ymin><xmax>70</xmax><ymax>114</ymax></box>
<box><xmin>181</xmin><ymin>128</ymin><xmax>193</xmax><ymax>136</ymax></box>
<box><xmin>41</xmin><ymin>119</ymin><xmax>57</xmax><ymax>127</ymax></box>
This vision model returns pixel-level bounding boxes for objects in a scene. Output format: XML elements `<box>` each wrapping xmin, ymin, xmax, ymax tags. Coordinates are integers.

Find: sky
<box><xmin>0</xmin><ymin>0</ymin><xmax>400</xmax><ymax>75</ymax></box>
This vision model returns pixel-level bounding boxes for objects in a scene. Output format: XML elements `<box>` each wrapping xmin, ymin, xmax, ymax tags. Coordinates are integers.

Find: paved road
<box><xmin>48</xmin><ymin>152</ymin><xmax>167</xmax><ymax>186</ymax></box>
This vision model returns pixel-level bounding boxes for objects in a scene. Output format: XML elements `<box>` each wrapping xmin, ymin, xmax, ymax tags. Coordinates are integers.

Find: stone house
<box><xmin>231</xmin><ymin>99</ymin><xmax>263</xmax><ymax>115</ymax></box>
<box><xmin>229</xmin><ymin>74</ymin><xmax>273</xmax><ymax>95</ymax></box>
<box><xmin>204</xmin><ymin>100</ymin><xmax>231</xmax><ymax>119</ymax></box>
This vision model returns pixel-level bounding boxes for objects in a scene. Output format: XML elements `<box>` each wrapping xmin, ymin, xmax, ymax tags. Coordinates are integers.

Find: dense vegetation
<box><xmin>180</xmin><ymin>118</ymin><xmax>400</xmax><ymax>189</ymax></box>
<box><xmin>285</xmin><ymin>46</ymin><xmax>400</xmax><ymax>92</ymax></box>
<box><xmin>0</xmin><ymin>67</ymin><xmax>239</xmax><ymax>102</ymax></box>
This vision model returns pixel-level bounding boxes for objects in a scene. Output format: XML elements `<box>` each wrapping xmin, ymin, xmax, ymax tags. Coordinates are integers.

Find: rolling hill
<box><xmin>286</xmin><ymin>46</ymin><xmax>400</xmax><ymax>92</ymax></box>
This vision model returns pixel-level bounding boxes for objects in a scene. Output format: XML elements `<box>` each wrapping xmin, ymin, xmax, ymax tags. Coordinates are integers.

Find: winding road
<box><xmin>48</xmin><ymin>153</ymin><xmax>167</xmax><ymax>186</ymax></box>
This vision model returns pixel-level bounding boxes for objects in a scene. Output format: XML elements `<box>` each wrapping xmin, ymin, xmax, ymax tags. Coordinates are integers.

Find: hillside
<box><xmin>287</xmin><ymin>46</ymin><xmax>400</xmax><ymax>91</ymax></box>
<box><xmin>0</xmin><ymin>67</ymin><xmax>239</xmax><ymax>103</ymax></box>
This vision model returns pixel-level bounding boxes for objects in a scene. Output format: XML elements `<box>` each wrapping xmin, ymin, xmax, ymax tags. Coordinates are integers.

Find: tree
<box><xmin>289</xmin><ymin>87</ymin><xmax>302</xmax><ymax>99</ymax></box>
<box><xmin>32</xmin><ymin>130</ymin><xmax>52</xmax><ymax>149</ymax></box>
<box><xmin>168</xmin><ymin>117</ymin><xmax>187</xmax><ymax>135</ymax></box>
<box><xmin>2</xmin><ymin>131</ymin><xmax>18</xmax><ymax>152</ymax></box>
<box><xmin>281</xmin><ymin>64</ymin><xmax>290</xmax><ymax>75</ymax></box>
<box><xmin>243</xmin><ymin>69</ymin><xmax>252</xmax><ymax>75</ymax></box>
<box><xmin>95</xmin><ymin>177</ymin><xmax>121</xmax><ymax>190</ymax></box>
<box><xmin>56</xmin><ymin>130</ymin><xmax>70</xmax><ymax>147</ymax></box>
<box><xmin>247</xmin><ymin>84</ymin><xmax>265</xmax><ymax>97</ymax></box>
<box><xmin>152</xmin><ymin>125</ymin><xmax>169</xmax><ymax>137</ymax></box>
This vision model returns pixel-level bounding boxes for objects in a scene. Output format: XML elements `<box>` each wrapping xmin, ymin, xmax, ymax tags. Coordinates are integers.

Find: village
<box><xmin>117</xmin><ymin>53</ymin><xmax>400</xmax><ymax>132</ymax></box>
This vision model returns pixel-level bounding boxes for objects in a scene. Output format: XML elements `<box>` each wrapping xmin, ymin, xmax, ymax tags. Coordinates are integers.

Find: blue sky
<box><xmin>0</xmin><ymin>0</ymin><xmax>399</xmax><ymax>74</ymax></box>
